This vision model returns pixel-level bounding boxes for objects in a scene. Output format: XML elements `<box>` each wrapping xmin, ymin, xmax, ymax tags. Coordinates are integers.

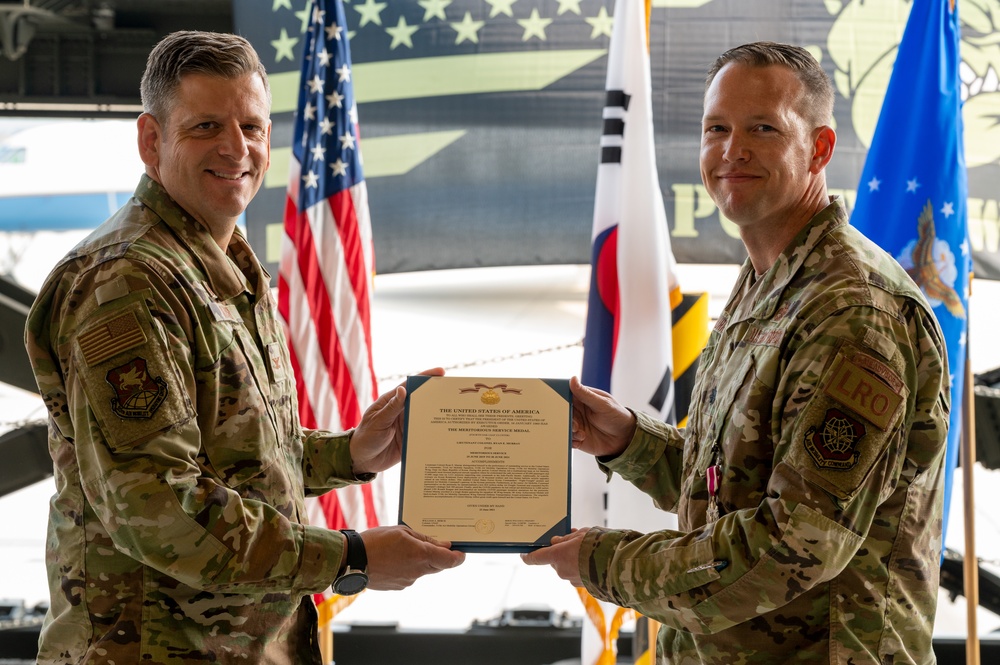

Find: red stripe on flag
<box><xmin>326</xmin><ymin>188</ymin><xmax>377</xmax><ymax>403</ymax></box>
<box><xmin>361</xmin><ymin>485</ymin><xmax>379</xmax><ymax>529</ymax></box>
<box><xmin>292</xmin><ymin>198</ymin><xmax>362</xmax><ymax>429</ymax></box>
<box><xmin>277</xmin><ymin>194</ymin><xmax>297</xmax><ymax>323</ymax></box>
<box><xmin>285</xmin><ymin>319</ymin><xmax>319</xmax><ymax>430</ymax></box>
<box><xmin>318</xmin><ymin>491</ymin><xmax>347</xmax><ymax>530</ymax></box>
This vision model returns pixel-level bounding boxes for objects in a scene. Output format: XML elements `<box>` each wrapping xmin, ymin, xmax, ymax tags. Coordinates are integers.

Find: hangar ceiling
<box><xmin>0</xmin><ymin>0</ymin><xmax>233</xmax><ymax>116</ymax></box>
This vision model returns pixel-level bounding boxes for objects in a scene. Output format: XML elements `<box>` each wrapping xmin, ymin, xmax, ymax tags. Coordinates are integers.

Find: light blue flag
<box><xmin>851</xmin><ymin>0</ymin><xmax>969</xmax><ymax>550</ymax></box>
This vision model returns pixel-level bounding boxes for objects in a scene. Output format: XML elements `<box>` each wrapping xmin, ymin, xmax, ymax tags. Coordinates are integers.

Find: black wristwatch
<box><xmin>332</xmin><ymin>529</ymin><xmax>369</xmax><ymax>595</ymax></box>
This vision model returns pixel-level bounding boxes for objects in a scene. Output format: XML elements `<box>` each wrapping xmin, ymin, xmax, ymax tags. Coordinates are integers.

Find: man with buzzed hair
<box><xmin>525</xmin><ymin>41</ymin><xmax>950</xmax><ymax>663</ymax></box>
<box><xmin>26</xmin><ymin>31</ymin><xmax>464</xmax><ymax>664</ymax></box>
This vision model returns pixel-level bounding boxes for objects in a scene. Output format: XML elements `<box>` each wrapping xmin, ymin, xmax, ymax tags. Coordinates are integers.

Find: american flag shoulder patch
<box><xmin>78</xmin><ymin>310</ymin><xmax>147</xmax><ymax>367</ymax></box>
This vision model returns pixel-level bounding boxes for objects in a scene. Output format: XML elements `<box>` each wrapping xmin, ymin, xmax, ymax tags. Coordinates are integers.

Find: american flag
<box><xmin>276</xmin><ymin>0</ymin><xmax>382</xmax><ymax>604</ymax></box>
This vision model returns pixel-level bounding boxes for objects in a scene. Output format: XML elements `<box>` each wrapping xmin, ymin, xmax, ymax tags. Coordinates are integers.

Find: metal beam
<box><xmin>0</xmin><ymin>0</ymin><xmax>233</xmax><ymax>116</ymax></box>
<box><xmin>0</xmin><ymin>274</ymin><xmax>36</xmax><ymax>395</ymax></box>
<box><xmin>0</xmin><ymin>423</ymin><xmax>50</xmax><ymax>497</ymax></box>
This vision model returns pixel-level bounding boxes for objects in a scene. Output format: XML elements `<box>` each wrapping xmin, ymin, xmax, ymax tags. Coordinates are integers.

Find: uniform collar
<box><xmin>134</xmin><ymin>174</ymin><xmax>255</xmax><ymax>300</ymax></box>
<box><xmin>726</xmin><ymin>197</ymin><xmax>848</xmax><ymax>325</ymax></box>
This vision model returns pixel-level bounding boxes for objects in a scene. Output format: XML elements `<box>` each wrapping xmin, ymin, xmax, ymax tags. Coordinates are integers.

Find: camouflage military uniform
<box><xmin>580</xmin><ymin>199</ymin><xmax>950</xmax><ymax>664</ymax></box>
<box><xmin>25</xmin><ymin>175</ymin><xmax>367</xmax><ymax>664</ymax></box>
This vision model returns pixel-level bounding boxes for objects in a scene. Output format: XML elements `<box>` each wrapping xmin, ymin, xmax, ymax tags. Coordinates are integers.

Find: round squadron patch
<box><xmin>106</xmin><ymin>357</ymin><xmax>168</xmax><ymax>419</ymax></box>
<box><xmin>804</xmin><ymin>407</ymin><xmax>866</xmax><ymax>470</ymax></box>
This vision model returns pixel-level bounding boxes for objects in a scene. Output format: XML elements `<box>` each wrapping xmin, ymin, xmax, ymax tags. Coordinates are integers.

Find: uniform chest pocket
<box><xmin>724</xmin><ymin>350</ymin><xmax>778</xmax><ymax>434</ymax></box>
<box><xmin>714</xmin><ymin>352</ymin><xmax>777</xmax><ymax>499</ymax></box>
<box><xmin>686</xmin><ymin>352</ymin><xmax>777</xmax><ymax>504</ymax></box>
<box><xmin>688</xmin><ymin>354</ymin><xmax>756</xmax><ymax>473</ymax></box>
<box><xmin>196</xmin><ymin>323</ymin><xmax>281</xmax><ymax>489</ymax></box>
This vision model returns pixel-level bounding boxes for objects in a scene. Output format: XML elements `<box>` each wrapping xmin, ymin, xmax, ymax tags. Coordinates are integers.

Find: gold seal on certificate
<box><xmin>399</xmin><ymin>376</ymin><xmax>572</xmax><ymax>553</ymax></box>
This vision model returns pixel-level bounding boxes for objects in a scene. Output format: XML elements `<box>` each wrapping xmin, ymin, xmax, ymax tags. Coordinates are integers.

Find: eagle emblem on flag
<box><xmin>898</xmin><ymin>200</ymin><xmax>966</xmax><ymax>319</ymax></box>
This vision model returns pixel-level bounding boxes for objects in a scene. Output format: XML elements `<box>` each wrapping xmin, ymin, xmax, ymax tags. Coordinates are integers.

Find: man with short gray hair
<box><xmin>26</xmin><ymin>31</ymin><xmax>464</xmax><ymax>664</ymax></box>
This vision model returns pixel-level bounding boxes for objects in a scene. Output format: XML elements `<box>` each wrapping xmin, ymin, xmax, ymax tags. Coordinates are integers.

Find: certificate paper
<box><xmin>400</xmin><ymin>376</ymin><xmax>572</xmax><ymax>553</ymax></box>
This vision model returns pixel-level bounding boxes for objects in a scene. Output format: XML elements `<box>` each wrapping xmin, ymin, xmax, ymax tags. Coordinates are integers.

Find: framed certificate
<box><xmin>399</xmin><ymin>376</ymin><xmax>572</xmax><ymax>553</ymax></box>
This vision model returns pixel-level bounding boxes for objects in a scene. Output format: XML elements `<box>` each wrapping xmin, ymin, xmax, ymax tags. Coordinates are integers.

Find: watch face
<box><xmin>333</xmin><ymin>571</ymin><xmax>369</xmax><ymax>596</ymax></box>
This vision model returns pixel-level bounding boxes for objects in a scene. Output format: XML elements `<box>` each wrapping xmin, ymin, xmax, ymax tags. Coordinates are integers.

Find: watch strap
<box><xmin>340</xmin><ymin>529</ymin><xmax>367</xmax><ymax>572</ymax></box>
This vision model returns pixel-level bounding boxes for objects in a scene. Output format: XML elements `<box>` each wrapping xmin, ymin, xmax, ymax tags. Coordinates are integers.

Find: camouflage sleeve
<box><xmin>579</xmin><ymin>301</ymin><xmax>948</xmax><ymax>633</ymax></box>
<box><xmin>596</xmin><ymin>409</ymin><xmax>686</xmax><ymax>512</ymax></box>
<box><xmin>300</xmin><ymin>428</ymin><xmax>375</xmax><ymax>496</ymax></box>
<box><xmin>60</xmin><ymin>259</ymin><xmax>348</xmax><ymax>596</ymax></box>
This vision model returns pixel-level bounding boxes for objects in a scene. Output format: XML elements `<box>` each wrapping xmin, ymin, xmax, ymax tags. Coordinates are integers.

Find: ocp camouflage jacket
<box><xmin>581</xmin><ymin>199</ymin><xmax>950</xmax><ymax>664</ymax></box>
<box><xmin>26</xmin><ymin>175</ymin><xmax>364</xmax><ymax>664</ymax></box>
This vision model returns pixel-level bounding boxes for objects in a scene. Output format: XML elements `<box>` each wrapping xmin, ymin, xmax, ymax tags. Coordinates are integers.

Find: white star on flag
<box><xmin>518</xmin><ymin>8</ymin><xmax>553</xmax><ymax>41</ymax></box>
<box><xmin>326</xmin><ymin>89</ymin><xmax>344</xmax><ymax>108</ymax></box>
<box><xmin>451</xmin><ymin>11</ymin><xmax>484</xmax><ymax>44</ymax></box>
<box><xmin>585</xmin><ymin>6</ymin><xmax>614</xmax><ymax>39</ymax></box>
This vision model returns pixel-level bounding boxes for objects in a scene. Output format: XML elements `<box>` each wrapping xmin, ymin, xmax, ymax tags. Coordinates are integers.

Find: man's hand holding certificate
<box><xmin>399</xmin><ymin>376</ymin><xmax>572</xmax><ymax>552</ymax></box>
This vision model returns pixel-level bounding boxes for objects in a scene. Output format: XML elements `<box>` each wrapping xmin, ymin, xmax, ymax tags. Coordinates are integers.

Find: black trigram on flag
<box><xmin>600</xmin><ymin>89</ymin><xmax>631</xmax><ymax>165</ymax></box>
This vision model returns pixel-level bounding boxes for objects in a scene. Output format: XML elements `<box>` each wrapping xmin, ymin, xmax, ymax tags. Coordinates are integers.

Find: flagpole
<box><xmin>631</xmin><ymin>3</ymin><xmax>663</xmax><ymax>662</ymax></box>
<box><xmin>644</xmin><ymin>0</ymin><xmax>651</xmax><ymax>47</ymax></box>
<box><xmin>962</xmin><ymin>328</ymin><xmax>979</xmax><ymax>665</ymax></box>
<box><xmin>317</xmin><ymin>599</ymin><xmax>333</xmax><ymax>664</ymax></box>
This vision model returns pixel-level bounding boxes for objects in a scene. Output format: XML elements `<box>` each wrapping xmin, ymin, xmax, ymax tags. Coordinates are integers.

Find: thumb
<box><xmin>363</xmin><ymin>385</ymin><xmax>406</xmax><ymax>425</ymax></box>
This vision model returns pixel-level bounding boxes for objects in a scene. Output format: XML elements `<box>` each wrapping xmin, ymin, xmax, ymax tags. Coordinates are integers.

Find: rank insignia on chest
<box><xmin>106</xmin><ymin>357</ymin><xmax>168</xmax><ymax>419</ymax></box>
<box><xmin>804</xmin><ymin>407</ymin><xmax>866</xmax><ymax>470</ymax></box>
<box><xmin>267</xmin><ymin>342</ymin><xmax>285</xmax><ymax>381</ymax></box>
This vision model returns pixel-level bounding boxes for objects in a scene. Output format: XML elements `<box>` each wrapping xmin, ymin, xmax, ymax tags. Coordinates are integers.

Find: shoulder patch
<box><xmin>74</xmin><ymin>299</ymin><xmax>194</xmax><ymax>451</ymax></box>
<box><xmin>822</xmin><ymin>355</ymin><xmax>903</xmax><ymax>430</ymax></box>
<box><xmin>78</xmin><ymin>311</ymin><xmax>147</xmax><ymax>367</ymax></box>
<box><xmin>106</xmin><ymin>357</ymin><xmax>168</xmax><ymax>419</ymax></box>
<box><xmin>850</xmin><ymin>351</ymin><xmax>904</xmax><ymax>393</ymax></box>
<box><xmin>804</xmin><ymin>407</ymin><xmax>866</xmax><ymax>470</ymax></box>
